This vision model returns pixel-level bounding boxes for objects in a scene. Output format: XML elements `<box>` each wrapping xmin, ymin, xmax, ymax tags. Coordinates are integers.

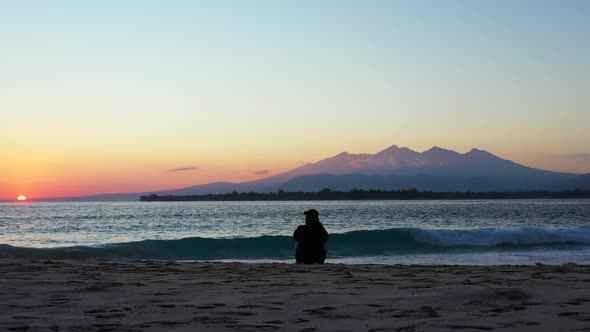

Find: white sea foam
<box><xmin>410</xmin><ymin>226</ymin><xmax>590</xmax><ymax>247</ymax></box>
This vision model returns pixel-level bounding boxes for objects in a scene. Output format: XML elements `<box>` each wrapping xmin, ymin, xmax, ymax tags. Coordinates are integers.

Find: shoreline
<box><xmin>2</xmin><ymin>260</ymin><xmax>589</xmax><ymax>331</ymax></box>
<box><xmin>141</xmin><ymin>190</ymin><xmax>590</xmax><ymax>202</ymax></box>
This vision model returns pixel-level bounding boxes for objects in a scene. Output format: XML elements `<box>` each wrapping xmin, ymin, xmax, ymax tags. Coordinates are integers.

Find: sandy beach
<box><xmin>1</xmin><ymin>260</ymin><xmax>589</xmax><ymax>332</ymax></box>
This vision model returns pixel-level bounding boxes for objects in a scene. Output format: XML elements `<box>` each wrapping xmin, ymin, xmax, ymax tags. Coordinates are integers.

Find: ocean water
<box><xmin>1</xmin><ymin>200</ymin><xmax>589</xmax><ymax>265</ymax></box>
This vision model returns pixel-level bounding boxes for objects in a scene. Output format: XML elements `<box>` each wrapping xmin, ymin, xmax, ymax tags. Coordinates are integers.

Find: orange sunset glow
<box><xmin>0</xmin><ymin>1</ymin><xmax>588</xmax><ymax>202</ymax></box>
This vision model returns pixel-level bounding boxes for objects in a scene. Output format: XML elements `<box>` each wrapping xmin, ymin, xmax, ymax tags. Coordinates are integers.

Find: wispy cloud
<box><xmin>569</xmin><ymin>154</ymin><xmax>590</xmax><ymax>162</ymax></box>
<box><xmin>167</xmin><ymin>166</ymin><xmax>199</xmax><ymax>172</ymax></box>
<box><xmin>254</xmin><ymin>170</ymin><xmax>270</xmax><ymax>175</ymax></box>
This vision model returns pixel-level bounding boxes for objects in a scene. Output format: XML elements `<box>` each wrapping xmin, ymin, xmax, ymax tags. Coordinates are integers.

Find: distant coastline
<box><xmin>139</xmin><ymin>189</ymin><xmax>590</xmax><ymax>201</ymax></box>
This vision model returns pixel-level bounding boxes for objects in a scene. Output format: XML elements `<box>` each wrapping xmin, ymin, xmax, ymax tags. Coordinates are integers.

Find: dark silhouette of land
<box><xmin>140</xmin><ymin>188</ymin><xmax>590</xmax><ymax>201</ymax></box>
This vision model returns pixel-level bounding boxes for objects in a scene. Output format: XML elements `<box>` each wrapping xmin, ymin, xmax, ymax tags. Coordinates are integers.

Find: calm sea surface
<box><xmin>1</xmin><ymin>200</ymin><xmax>589</xmax><ymax>265</ymax></box>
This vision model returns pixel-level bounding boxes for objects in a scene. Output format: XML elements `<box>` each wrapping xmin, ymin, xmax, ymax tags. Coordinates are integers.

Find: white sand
<box><xmin>1</xmin><ymin>260</ymin><xmax>589</xmax><ymax>331</ymax></box>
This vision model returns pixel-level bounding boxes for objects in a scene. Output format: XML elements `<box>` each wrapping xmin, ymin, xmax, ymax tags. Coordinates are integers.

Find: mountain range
<box><xmin>37</xmin><ymin>145</ymin><xmax>590</xmax><ymax>201</ymax></box>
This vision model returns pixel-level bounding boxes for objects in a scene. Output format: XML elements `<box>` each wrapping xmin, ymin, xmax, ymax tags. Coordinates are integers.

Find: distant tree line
<box><xmin>140</xmin><ymin>188</ymin><xmax>590</xmax><ymax>201</ymax></box>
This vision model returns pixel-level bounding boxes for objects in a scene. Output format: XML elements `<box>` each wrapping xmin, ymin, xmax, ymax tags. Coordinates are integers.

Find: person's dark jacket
<box><xmin>293</xmin><ymin>222</ymin><xmax>329</xmax><ymax>264</ymax></box>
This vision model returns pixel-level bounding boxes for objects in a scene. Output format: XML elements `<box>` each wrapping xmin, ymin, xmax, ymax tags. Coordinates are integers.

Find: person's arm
<box><xmin>294</xmin><ymin>225</ymin><xmax>303</xmax><ymax>242</ymax></box>
<box><xmin>320</xmin><ymin>225</ymin><xmax>328</xmax><ymax>250</ymax></box>
<box><xmin>321</xmin><ymin>225</ymin><xmax>329</xmax><ymax>243</ymax></box>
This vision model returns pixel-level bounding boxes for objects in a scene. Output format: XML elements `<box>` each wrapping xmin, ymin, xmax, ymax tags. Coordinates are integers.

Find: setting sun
<box><xmin>17</xmin><ymin>195</ymin><xmax>27</xmax><ymax>201</ymax></box>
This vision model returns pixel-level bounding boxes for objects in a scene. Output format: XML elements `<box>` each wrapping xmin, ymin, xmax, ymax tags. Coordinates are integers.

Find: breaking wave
<box><xmin>2</xmin><ymin>226</ymin><xmax>590</xmax><ymax>260</ymax></box>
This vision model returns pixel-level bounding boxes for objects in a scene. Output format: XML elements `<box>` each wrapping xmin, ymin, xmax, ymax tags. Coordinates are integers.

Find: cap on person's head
<box><xmin>304</xmin><ymin>209</ymin><xmax>319</xmax><ymax>219</ymax></box>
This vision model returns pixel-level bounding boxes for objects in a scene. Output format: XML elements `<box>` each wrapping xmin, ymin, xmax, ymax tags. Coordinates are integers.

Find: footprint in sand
<box><xmin>221</xmin><ymin>311</ymin><xmax>257</xmax><ymax>317</ymax></box>
<box><xmin>303</xmin><ymin>306</ymin><xmax>335</xmax><ymax>315</ymax></box>
<box><xmin>489</xmin><ymin>305</ymin><xmax>526</xmax><ymax>313</ymax></box>
<box><xmin>84</xmin><ymin>308</ymin><xmax>106</xmax><ymax>314</ymax></box>
<box><xmin>225</xmin><ymin>324</ymin><xmax>279</xmax><ymax>331</ymax></box>
<box><xmin>90</xmin><ymin>323</ymin><xmax>122</xmax><ymax>330</ymax></box>
<box><xmin>564</xmin><ymin>298</ymin><xmax>590</xmax><ymax>305</ymax></box>
<box><xmin>236</xmin><ymin>304</ymin><xmax>262</xmax><ymax>309</ymax></box>
<box><xmin>497</xmin><ymin>289</ymin><xmax>528</xmax><ymax>301</ymax></box>
<box><xmin>196</xmin><ymin>304</ymin><xmax>216</xmax><ymax>309</ymax></box>
<box><xmin>445</xmin><ymin>324</ymin><xmax>493</xmax><ymax>331</ymax></box>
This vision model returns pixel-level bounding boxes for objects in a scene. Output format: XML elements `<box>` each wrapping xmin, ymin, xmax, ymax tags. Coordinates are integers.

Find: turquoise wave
<box><xmin>2</xmin><ymin>226</ymin><xmax>590</xmax><ymax>260</ymax></box>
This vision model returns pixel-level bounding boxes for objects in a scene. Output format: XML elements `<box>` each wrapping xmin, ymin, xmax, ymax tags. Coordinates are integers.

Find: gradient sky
<box><xmin>1</xmin><ymin>0</ymin><xmax>589</xmax><ymax>200</ymax></box>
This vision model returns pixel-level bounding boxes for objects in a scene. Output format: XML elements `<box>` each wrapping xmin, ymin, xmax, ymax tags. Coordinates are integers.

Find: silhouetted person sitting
<box><xmin>294</xmin><ymin>209</ymin><xmax>329</xmax><ymax>264</ymax></box>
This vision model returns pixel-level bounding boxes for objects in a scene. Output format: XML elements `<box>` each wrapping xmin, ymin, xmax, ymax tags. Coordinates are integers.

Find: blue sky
<box><xmin>1</xmin><ymin>0</ymin><xmax>588</xmax><ymax>198</ymax></box>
